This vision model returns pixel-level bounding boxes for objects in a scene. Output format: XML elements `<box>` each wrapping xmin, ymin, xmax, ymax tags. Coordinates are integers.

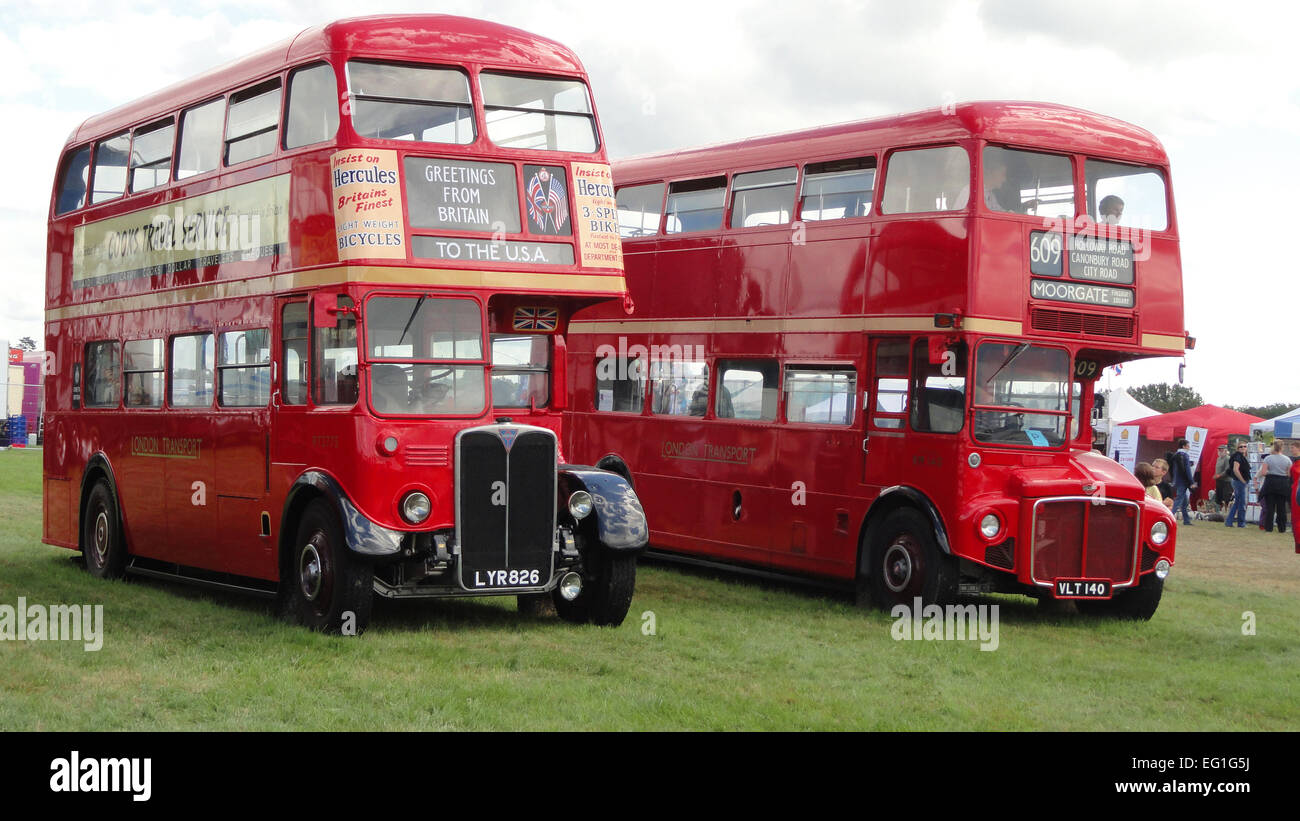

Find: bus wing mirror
<box><xmin>313</xmin><ymin>295</ymin><xmax>338</xmax><ymax>329</ymax></box>
<box><xmin>314</xmin><ymin>293</ymin><xmax>355</xmax><ymax>329</ymax></box>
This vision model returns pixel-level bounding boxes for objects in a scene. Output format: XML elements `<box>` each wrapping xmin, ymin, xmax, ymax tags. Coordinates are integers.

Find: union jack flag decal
<box><xmin>513</xmin><ymin>306</ymin><xmax>558</xmax><ymax>332</ymax></box>
<box><xmin>525</xmin><ymin>166</ymin><xmax>569</xmax><ymax>235</ymax></box>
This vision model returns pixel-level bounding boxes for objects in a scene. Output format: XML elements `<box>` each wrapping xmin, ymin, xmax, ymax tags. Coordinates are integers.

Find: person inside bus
<box><xmin>978</xmin><ymin>151</ymin><xmax>1026</xmax><ymax>214</ymax></box>
<box><xmin>370</xmin><ymin>364</ymin><xmax>409</xmax><ymax>413</ymax></box>
<box><xmin>1099</xmin><ymin>195</ymin><xmax>1125</xmax><ymax>225</ymax></box>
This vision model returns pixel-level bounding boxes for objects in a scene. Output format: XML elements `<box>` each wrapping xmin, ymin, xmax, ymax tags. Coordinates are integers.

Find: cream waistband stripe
<box><xmin>45</xmin><ymin>265</ymin><xmax>628</xmax><ymax>320</ymax></box>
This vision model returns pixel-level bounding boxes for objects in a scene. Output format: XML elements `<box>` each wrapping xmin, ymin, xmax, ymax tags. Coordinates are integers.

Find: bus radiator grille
<box><xmin>1031</xmin><ymin>500</ymin><xmax>1138</xmax><ymax>585</ymax></box>
<box><xmin>456</xmin><ymin>427</ymin><xmax>556</xmax><ymax>588</ymax></box>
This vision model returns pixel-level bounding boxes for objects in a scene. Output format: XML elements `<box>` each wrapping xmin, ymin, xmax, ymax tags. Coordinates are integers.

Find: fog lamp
<box><xmin>401</xmin><ymin>491</ymin><xmax>431</xmax><ymax>524</ymax></box>
<box><xmin>1155</xmin><ymin>559</ymin><xmax>1171</xmax><ymax>580</ymax></box>
<box><xmin>568</xmin><ymin>490</ymin><xmax>594</xmax><ymax>520</ymax></box>
<box><xmin>559</xmin><ymin>572</ymin><xmax>583</xmax><ymax>601</ymax></box>
<box><xmin>979</xmin><ymin>513</ymin><xmax>1002</xmax><ymax>540</ymax></box>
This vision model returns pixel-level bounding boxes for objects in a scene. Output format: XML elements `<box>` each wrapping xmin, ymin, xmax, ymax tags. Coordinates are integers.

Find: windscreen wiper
<box><xmin>397</xmin><ymin>294</ymin><xmax>426</xmax><ymax>347</ymax></box>
<box><xmin>984</xmin><ymin>342</ymin><xmax>1031</xmax><ymax>385</ymax></box>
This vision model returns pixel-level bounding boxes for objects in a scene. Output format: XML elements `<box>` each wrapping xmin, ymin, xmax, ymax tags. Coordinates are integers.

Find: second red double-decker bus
<box><xmin>43</xmin><ymin>15</ymin><xmax>647</xmax><ymax>634</ymax></box>
<box><xmin>567</xmin><ymin>101</ymin><xmax>1181</xmax><ymax>618</ymax></box>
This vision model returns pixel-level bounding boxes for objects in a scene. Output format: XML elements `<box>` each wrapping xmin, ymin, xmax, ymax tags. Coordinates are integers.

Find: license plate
<box><xmin>468</xmin><ymin>568</ymin><xmax>545</xmax><ymax>589</ymax></box>
<box><xmin>1054</xmin><ymin>578</ymin><xmax>1112</xmax><ymax>599</ymax></box>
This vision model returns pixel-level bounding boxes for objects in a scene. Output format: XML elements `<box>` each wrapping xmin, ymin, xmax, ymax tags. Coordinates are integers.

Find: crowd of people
<box><xmin>1134</xmin><ymin>438</ymin><xmax>1300</xmax><ymax>551</ymax></box>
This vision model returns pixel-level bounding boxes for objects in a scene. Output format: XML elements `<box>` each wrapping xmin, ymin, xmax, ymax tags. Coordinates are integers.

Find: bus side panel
<box><xmin>787</xmin><ymin>223</ymin><xmax>869</xmax><ymax>317</ymax></box>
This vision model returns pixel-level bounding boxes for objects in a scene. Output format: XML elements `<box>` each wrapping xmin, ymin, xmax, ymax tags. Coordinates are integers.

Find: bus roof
<box><xmin>614</xmin><ymin>101</ymin><xmax>1168</xmax><ymax>182</ymax></box>
<box><xmin>69</xmin><ymin>14</ymin><xmax>587</xmax><ymax>147</ymax></box>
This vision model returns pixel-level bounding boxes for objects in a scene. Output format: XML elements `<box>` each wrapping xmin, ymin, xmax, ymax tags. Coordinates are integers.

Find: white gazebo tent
<box><xmin>1251</xmin><ymin>407</ymin><xmax>1300</xmax><ymax>437</ymax></box>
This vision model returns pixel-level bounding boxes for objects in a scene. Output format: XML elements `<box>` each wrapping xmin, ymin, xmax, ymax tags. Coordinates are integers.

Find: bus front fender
<box><xmin>558</xmin><ymin>467</ymin><xmax>649</xmax><ymax>551</ymax></box>
<box><xmin>283</xmin><ymin>471</ymin><xmax>403</xmax><ymax>559</ymax></box>
<box><xmin>864</xmin><ymin>486</ymin><xmax>952</xmax><ymax>556</ymax></box>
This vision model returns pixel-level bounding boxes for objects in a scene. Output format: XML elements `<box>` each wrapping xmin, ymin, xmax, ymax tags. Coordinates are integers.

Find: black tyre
<box><xmin>1076</xmin><ymin>575</ymin><xmax>1164</xmax><ymax>621</ymax></box>
<box><xmin>83</xmin><ymin>479</ymin><xmax>127</xmax><ymax>580</ymax></box>
<box><xmin>281</xmin><ymin>499</ymin><xmax>373</xmax><ymax>635</ymax></box>
<box><xmin>867</xmin><ymin>508</ymin><xmax>957</xmax><ymax>609</ymax></box>
<box><xmin>517</xmin><ymin>593</ymin><xmax>557</xmax><ymax>618</ymax></box>
<box><xmin>554</xmin><ymin>549</ymin><xmax>637</xmax><ymax>627</ymax></box>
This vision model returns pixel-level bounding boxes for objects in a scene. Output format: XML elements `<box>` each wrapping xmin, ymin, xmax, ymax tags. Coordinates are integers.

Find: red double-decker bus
<box><xmin>43</xmin><ymin>15</ymin><xmax>647</xmax><ymax>634</ymax></box>
<box><xmin>567</xmin><ymin>102</ymin><xmax>1182</xmax><ymax>618</ymax></box>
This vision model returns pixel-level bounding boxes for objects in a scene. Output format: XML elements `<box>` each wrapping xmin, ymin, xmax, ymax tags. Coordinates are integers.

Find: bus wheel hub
<box><xmin>92</xmin><ymin>511</ymin><xmax>108</xmax><ymax>565</ymax></box>
<box><xmin>884</xmin><ymin>539</ymin><xmax>918</xmax><ymax>593</ymax></box>
<box><xmin>299</xmin><ymin>543</ymin><xmax>324</xmax><ymax>601</ymax></box>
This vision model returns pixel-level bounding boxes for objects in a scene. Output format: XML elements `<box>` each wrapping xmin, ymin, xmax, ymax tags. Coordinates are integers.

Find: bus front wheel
<box><xmin>282</xmin><ymin>499</ymin><xmax>374</xmax><ymax>635</ymax></box>
<box><xmin>1076</xmin><ymin>575</ymin><xmax>1164</xmax><ymax>621</ymax></box>
<box><xmin>867</xmin><ymin>508</ymin><xmax>957</xmax><ymax>609</ymax></box>
<box><xmin>83</xmin><ymin>479</ymin><xmax>127</xmax><ymax>580</ymax></box>
<box><xmin>554</xmin><ymin>550</ymin><xmax>637</xmax><ymax>627</ymax></box>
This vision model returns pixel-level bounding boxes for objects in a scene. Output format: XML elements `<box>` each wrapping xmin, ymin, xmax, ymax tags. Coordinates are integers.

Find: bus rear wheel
<box><xmin>867</xmin><ymin>508</ymin><xmax>956</xmax><ymax>609</ymax></box>
<box><xmin>554</xmin><ymin>550</ymin><xmax>637</xmax><ymax>627</ymax></box>
<box><xmin>83</xmin><ymin>479</ymin><xmax>127</xmax><ymax>580</ymax></box>
<box><xmin>283</xmin><ymin>499</ymin><xmax>373</xmax><ymax>635</ymax></box>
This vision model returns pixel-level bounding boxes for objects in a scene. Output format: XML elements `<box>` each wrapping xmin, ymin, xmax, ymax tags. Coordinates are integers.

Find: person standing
<box><xmin>1258</xmin><ymin>441</ymin><xmax>1292</xmax><ymax>534</ymax></box>
<box><xmin>1213</xmin><ymin>443</ymin><xmax>1233</xmax><ymax>514</ymax></box>
<box><xmin>1136</xmin><ymin>462</ymin><xmax>1162</xmax><ymax>503</ymax></box>
<box><xmin>1152</xmin><ymin>459</ymin><xmax>1175</xmax><ymax>510</ymax></box>
<box><xmin>1225</xmin><ymin>443</ymin><xmax>1252</xmax><ymax>528</ymax></box>
<box><xmin>1171</xmin><ymin>438</ymin><xmax>1196</xmax><ymax>526</ymax></box>
<box><xmin>1290</xmin><ymin>441</ymin><xmax>1300</xmax><ymax>553</ymax></box>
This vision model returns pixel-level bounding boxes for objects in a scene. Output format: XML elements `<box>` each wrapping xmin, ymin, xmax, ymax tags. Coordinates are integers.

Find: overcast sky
<box><xmin>2</xmin><ymin>0</ymin><xmax>1296</xmax><ymax>407</ymax></box>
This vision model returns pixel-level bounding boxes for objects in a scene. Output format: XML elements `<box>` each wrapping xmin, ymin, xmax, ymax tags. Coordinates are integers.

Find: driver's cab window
<box><xmin>365</xmin><ymin>296</ymin><xmax>486</xmax><ymax>416</ymax></box>
<box><xmin>972</xmin><ymin>342</ymin><xmax>1071</xmax><ymax>447</ymax></box>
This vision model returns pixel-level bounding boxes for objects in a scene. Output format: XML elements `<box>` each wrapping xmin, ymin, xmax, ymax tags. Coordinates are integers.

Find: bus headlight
<box><xmin>1154</xmin><ymin>559</ymin><xmax>1171</xmax><ymax>579</ymax></box>
<box><xmin>1150</xmin><ymin>521</ymin><xmax>1169</xmax><ymax>546</ymax></box>
<box><xmin>568</xmin><ymin>490</ymin><xmax>594</xmax><ymax>520</ymax></box>
<box><xmin>979</xmin><ymin>513</ymin><xmax>1002</xmax><ymax>540</ymax></box>
<box><xmin>401</xmin><ymin>491</ymin><xmax>432</xmax><ymax>524</ymax></box>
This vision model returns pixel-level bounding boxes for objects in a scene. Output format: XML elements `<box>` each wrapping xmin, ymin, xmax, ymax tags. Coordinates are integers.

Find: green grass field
<box><xmin>1</xmin><ymin>446</ymin><xmax>1297</xmax><ymax>730</ymax></box>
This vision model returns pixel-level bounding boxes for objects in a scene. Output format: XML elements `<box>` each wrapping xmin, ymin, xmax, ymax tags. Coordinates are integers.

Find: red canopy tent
<box><xmin>1120</xmin><ymin>405</ymin><xmax>1264</xmax><ymax>502</ymax></box>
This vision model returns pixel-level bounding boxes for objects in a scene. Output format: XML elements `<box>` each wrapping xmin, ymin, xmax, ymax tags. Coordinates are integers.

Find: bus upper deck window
<box><xmin>983</xmin><ymin>146</ymin><xmax>1075</xmax><ymax>219</ymax></box>
<box><xmin>55</xmin><ymin>145</ymin><xmax>91</xmax><ymax>215</ymax></box>
<box><xmin>481</xmin><ymin>72</ymin><xmax>597</xmax><ymax>153</ymax></box>
<box><xmin>91</xmin><ymin>132</ymin><xmax>130</xmax><ymax>204</ymax></box>
<box><xmin>800</xmin><ymin>158</ymin><xmax>876</xmax><ymax>221</ymax></box>
<box><xmin>286</xmin><ymin>63</ymin><xmax>340</xmax><ymax>149</ymax></box>
<box><xmin>130</xmin><ymin>120</ymin><xmax>175</xmax><ymax>192</ymax></box>
<box><xmin>881</xmin><ymin>145</ymin><xmax>970</xmax><ymax>214</ymax></box>
<box><xmin>347</xmin><ymin>61</ymin><xmax>474</xmax><ymax>145</ymax></box>
<box><xmin>226</xmin><ymin>81</ymin><xmax>282</xmax><ymax>165</ymax></box>
<box><xmin>1086</xmin><ymin>159</ymin><xmax>1168</xmax><ymax>231</ymax></box>
<box><xmin>617</xmin><ymin>183</ymin><xmax>665</xmax><ymax>238</ymax></box>
<box><xmin>665</xmin><ymin>177</ymin><xmax>726</xmax><ymax>234</ymax></box>
<box><xmin>729</xmin><ymin>167</ymin><xmax>796</xmax><ymax>228</ymax></box>
<box><xmin>177</xmin><ymin>99</ymin><xmax>224</xmax><ymax>179</ymax></box>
